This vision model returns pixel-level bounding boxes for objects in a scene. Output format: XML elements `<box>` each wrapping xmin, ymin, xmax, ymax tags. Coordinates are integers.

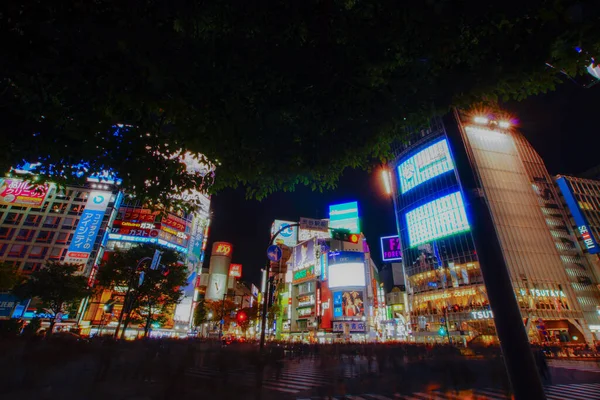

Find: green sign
<box><xmin>293</xmin><ymin>265</ymin><xmax>314</xmax><ymax>283</ymax></box>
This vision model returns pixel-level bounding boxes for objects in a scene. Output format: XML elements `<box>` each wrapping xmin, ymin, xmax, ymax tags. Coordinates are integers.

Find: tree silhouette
<box><xmin>12</xmin><ymin>262</ymin><xmax>89</xmax><ymax>336</ymax></box>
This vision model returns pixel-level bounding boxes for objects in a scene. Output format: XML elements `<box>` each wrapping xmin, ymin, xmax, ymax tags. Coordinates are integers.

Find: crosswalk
<box><xmin>549</xmin><ymin>359</ymin><xmax>600</xmax><ymax>373</ymax></box>
<box><xmin>297</xmin><ymin>383</ymin><xmax>600</xmax><ymax>400</ymax></box>
<box><xmin>186</xmin><ymin>358</ymin><xmax>354</xmax><ymax>394</ymax></box>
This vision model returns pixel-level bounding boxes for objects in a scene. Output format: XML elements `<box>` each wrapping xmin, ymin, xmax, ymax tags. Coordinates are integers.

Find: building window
<box><xmin>50</xmin><ymin>203</ymin><xmax>68</xmax><ymax>214</ymax></box>
<box><xmin>8</xmin><ymin>244</ymin><xmax>27</xmax><ymax>258</ymax></box>
<box><xmin>43</xmin><ymin>216</ymin><xmax>61</xmax><ymax>228</ymax></box>
<box><xmin>29</xmin><ymin>246</ymin><xmax>48</xmax><ymax>259</ymax></box>
<box><xmin>36</xmin><ymin>231</ymin><xmax>55</xmax><ymax>243</ymax></box>
<box><xmin>69</xmin><ymin>205</ymin><xmax>84</xmax><ymax>215</ymax></box>
<box><xmin>62</xmin><ymin>217</ymin><xmax>77</xmax><ymax>229</ymax></box>
<box><xmin>0</xmin><ymin>227</ymin><xmax>15</xmax><ymax>240</ymax></box>
<box><xmin>22</xmin><ymin>262</ymin><xmax>42</xmax><ymax>273</ymax></box>
<box><xmin>4</xmin><ymin>212</ymin><xmax>23</xmax><ymax>225</ymax></box>
<box><xmin>49</xmin><ymin>247</ymin><xmax>65</xmax><ymax>260</ymax></box>
<box><xmin>56</xmin><ymin>232</ymin><xmax>72</xmax><ymax>244</ymax></box>
<box><xmin>15</xmin><ymin>229</ymin><xmax>35</xmax><ymax>242</ymax></box>
<box><xmin>23</xmin><ymin>214</ymin><xmax>41</xmax><ymax>227</ymax></box>
<box><xmin>0</xmin><ymin>244</ymin><xmax>7</xmax><ymax>257</ymax></box>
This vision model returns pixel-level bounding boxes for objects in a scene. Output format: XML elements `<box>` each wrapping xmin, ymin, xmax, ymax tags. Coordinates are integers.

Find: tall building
<box><xmin>0</xmin><ymin>175</ymin><xmax>120</xmax><ymax>323</ymax></box>
<box><xmin>387</xmin><ymin>112</ymin><xmax>600</xmax><ymax>345</ymax></box>
<box><xmin>556</xmin><ymin>176</ymin><xmax>600</xmax><ymax>317</ymax></box>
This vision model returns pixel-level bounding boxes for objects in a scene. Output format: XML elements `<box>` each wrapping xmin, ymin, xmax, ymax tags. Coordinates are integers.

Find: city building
<box><xmin>555</xmin><ymin>175</ymin><xmax>600</xmax><ymax>337</ymax></box>
<box><xmin>276</xmin><ymin>202</ymin><xmax>383</xmax><ymax>343</ymax></box>
<box><xmin>0</xmin><ymin>174</ymin><xmax>120</xmax><ymax>325</ymax></box>
<box><xmin>386</xmin><ymin>111</ymin><xmax>600</xmax><ymax>345</ymax></box>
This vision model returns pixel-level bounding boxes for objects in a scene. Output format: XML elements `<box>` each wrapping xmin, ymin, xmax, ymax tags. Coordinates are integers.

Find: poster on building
<box><xmin>0</xmin><ymin>178</ymin><xmax>50</xmax><ymax>208</ymax></box>
<box><xmin>333</xmin><ymin>291</ymin><xmax>364</xmax><ymax>318</ymax></box>
<box><xmin>64</xmin><ymin>191</ymin><xmax>112</xmax><ymax>264</ymax></box>
<box><xmin>271</xmin><ymin>220</ymin><xmax>298</xmax><ymax>247</ymax></box>
<box><xmin>229</xmin><ymin>263</ymin><xmax>242</xmax><ymax>278</ymax></box>
<box><xmin>206</xmin><ymin>273</ymin><xmax>227</xmax><ymax>300</ymax></box>
<box><xmin>293</xmin><ymin>238</ymin><xmax>316</xmax><ymax>271</ymax></box>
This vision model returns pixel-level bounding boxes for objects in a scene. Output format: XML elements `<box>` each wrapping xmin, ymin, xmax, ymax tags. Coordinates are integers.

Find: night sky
<box><xmin>207</xmin><ymin>83</ymin><xmax>600</xmax><ymax>286</ymax></box>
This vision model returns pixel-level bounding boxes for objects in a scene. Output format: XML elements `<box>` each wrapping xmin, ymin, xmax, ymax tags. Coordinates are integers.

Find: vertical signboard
<box><xmin>64</xmin><ymin>191</ymin><xmax>112</xmax><ymax>264</ymax></box>
<box><xmin>557</xmin><ymin>177</ymin><xmax>600</xmax><ymax>254</ymax></box>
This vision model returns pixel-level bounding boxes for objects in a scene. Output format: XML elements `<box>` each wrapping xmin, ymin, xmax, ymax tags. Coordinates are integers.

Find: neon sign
<box><xmin>380</xmin><ymin>235</ymin><xmax>402</xmax><ymax>261</ymax></box>
<box><xmin>398</xmin><ymin>139</ymin><xmax>454</xmax><ymax>194</ymax></box>
<box><xmin>556</xmin><ymin>177</ymin><xmax>599</xmax><ymax>254</ymax></box>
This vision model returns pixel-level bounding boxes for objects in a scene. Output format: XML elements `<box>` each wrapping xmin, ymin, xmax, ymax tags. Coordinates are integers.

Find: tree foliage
<box><xmin>95</xmin><ymin>244</ymin><xmax>187</xmax><ymax>336</ymax></box>
<box><xmin>2</xmin><ymin>1</ymin><xmax>599</xmax><ymax>201</ymax></box>
<box><xmin>12</xmin><ymin>262</ymin><xmax>89</xmax><ymax>335</ymax></box>
<box><xmin>204</xmin><ymin>299</ymin><xmax>237</xmax><ymax>331</ymax></box>
<box><xmin>193</xmin><ymin>298</ymin><xmax>207</xmax><ymax>328</ymax></box>
<box><xmin>237</xmin><ymin>303</ymin><xmax>259</xmax><ymax>334</ymax></box>
<box><xmin>0</xmin><ymin>262</ymin><xmax>21</xmax><ymax>292</ymax></box>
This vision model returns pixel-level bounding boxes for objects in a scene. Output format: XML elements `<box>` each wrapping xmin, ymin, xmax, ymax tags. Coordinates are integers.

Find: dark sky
<box><xmin>207</xmin><ymin>82</ymin><xmax>600</xmax><ymax>286</ymax></box>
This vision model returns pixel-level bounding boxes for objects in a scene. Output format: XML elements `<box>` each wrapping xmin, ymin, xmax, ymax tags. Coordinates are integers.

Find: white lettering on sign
<box><xmin>578</xmin><ymin>225</ymin><xmax>597</xmax><ymax>250</ymax></box>
<box><xmin>471</xmin><ymin>310</ymin><xmax>494</xmax><ymax>320</ymax></box>
<box><xmin>519</xmin><ymin>289</ymin><xmax>566</xmax><ymax>298</ymax></box>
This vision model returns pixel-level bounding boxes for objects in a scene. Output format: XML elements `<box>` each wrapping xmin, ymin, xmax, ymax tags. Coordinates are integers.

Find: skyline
<box><xmin>207</xmin><ymin>83</ymin><xmax>600</xmax><ymax>286</ymax></box>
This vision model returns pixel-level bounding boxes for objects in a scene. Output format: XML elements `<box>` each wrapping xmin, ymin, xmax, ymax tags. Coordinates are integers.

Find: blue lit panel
<box><xmin>405</xmin><ymin>191</ymin><xmax>470</xmax><ymax>247</ymax></box>
<box><xmin>398</xmin><ymin>139</ymin><xmax>454</xmax><ymax>194</ymax></box>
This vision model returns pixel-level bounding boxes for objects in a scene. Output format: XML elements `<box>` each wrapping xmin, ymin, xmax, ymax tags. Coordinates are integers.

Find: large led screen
<box><xmin>398</xmin><ymin>139</ymin><xmax>454</xmax><ymax>194</ymax></box>
<box><xmin>328</xmin><ymin>251</ymin><xmax>365</xmax><ymax>288</ymax></box>
<box><xmin>406</xmin><ymin>191</ymin><xmax>470</xmax><ymax>247</ymax></box>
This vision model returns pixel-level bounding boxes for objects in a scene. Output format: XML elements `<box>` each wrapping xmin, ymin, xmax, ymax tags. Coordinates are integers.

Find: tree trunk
<box><xmin>46</xmin><ymin>320</ymin><xmax>56</xmax><ymax>338</ymax></box>
<box><xmin>144</xmin><ymin>306</ymin><xmax>152</xmax><ymax>338</ymax></box>
<box><xmin>121</xmin><ymin>314</ymin><xmax>132</xmax><ymax>340</ymax></box>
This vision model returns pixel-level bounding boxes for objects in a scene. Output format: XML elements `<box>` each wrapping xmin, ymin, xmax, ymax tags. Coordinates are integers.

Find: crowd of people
<box><xmin>0</xmin><ymin>334</ymin><xmax>598</xmax><ymax>399</ymax></box>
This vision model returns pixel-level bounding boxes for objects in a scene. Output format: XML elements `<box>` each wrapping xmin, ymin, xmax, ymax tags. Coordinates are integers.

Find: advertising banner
<box><xmin>333</xmin><ymin>291</ymin><xmax>365</xmax><ymax>317</ymax></box>
<box><xmin>328</xmin><ymin>202</ymin><xmax>360</xmax><ymax>233</ymax></box>
<box><xmin>271</xmin><ymin>220</ymin><xmax>298</xmax><ymax>247</ymax></box>
<box><xmin>380</xmin><ymin>235</ymin><xmax>402</xmax><ymax>261</ymax></box>
<box><xmin>213</xmin><ymin>242</ymin><xmax>233</xmax><ymax>257</ymax></box>
<box><xmin>0</xmin><ymin>294</ymin><xmax>18</xmax><ymax>318</ymax></box>
<box><xmin>0</xmin><ymin>178</ymin><xmax>50</xmax><ymax>208</ymax></box>
<box><xmin>293</xmin><ymin>238</ymin><xmax>316</xmax><ymax>271</ymax></box>
<box><xmin>397</xmin><ymin>139</ymin><xmax>454</xmax><ymax>194</ymax></box>
<box><xmin>206</xmin><ymin>273</ymin><xmax>228</xmax><ymax>300</ymax></box>
<box><xmin>229</xmin><ymin>263</ymin><xmax>242</xmax><ymax>278</ymax></box>
<box><xmin>327</xmin><ymin>251</ymin><xmax>366</xmax><ymax>288</ymax></box>
<box><xmin>64</xmin><ymin>191</ymin><xmax>111</xmax><ymax>264</ymax></box>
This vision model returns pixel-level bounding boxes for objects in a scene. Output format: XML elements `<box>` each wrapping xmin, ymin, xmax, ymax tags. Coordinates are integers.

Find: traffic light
<box><xmin>332</xmin><ymin>229</ymin><xmax>360</xmax><ymax>244</ymax></box>
<box><xmin>237</xmin><ymin>311</ymin><xmax>247</xmax><ymax>323</ymax></box>
<box><xmin>438</xmin><ymin>326</ymin><xmax>447</xmax><ymax>337</ymax></box>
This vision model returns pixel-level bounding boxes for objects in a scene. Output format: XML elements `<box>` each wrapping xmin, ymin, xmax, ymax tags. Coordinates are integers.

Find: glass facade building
<box><xmin>389</xmin><ymin>114</ymin><xmax>600</xmax><ymax>344</ymax></box>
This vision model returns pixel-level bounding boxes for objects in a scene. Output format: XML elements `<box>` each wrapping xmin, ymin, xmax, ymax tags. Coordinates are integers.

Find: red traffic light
<box><xmin>237</xmin><ymin>311</ymin><xmax>247</xmax><ymax>322</ymax></box>
<box><xmin>349</xmin><ymin>234</ymin><xmax>360</xmax><ymax>244</ymax></box>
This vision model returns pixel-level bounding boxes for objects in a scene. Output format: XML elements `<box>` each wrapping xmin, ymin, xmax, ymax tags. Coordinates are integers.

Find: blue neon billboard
<box><xmin>398</xmin><ymin>139</ymin><xmax>454</xmax><ymax>194</ymax></box>
<box><xmin>405</xmin><ymin>191</ymin><xmax>470</xmax><ymax>247</ymax></box>
<box><xmin>329</xmin><ymin>201</ymin><xmax>360</xmax><ymax>233</ymax></box>
<box><xmin>556</xmin><ymin>177</ymin><xmax>599</xmax><ymax>254</ymax></box>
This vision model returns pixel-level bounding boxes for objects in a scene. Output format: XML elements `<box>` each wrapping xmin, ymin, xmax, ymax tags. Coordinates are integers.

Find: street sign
<box><xmin>299</xmin><ymin>217</ymin><xmax>329</xmax><ymax>232</ymax></box>
<box><xmin>440</xmin><ymin>317</ymin><xmax>445</xmax><ymax>324</ymax></box>
<box><xmin>267</xmin><ymin>245</ymin><xmax>282</xmax><ymax>262</ymax></box>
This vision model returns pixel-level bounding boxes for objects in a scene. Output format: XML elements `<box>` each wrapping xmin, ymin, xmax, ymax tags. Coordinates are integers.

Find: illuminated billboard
<box><xmin>380</xmin><ymin>235</ymin><xmax>402</xmax><ymax>262</ymax></box>
<box><xmin>0</xmin><ymin>178</ymin><xmax>50</xmax><ymax>208</ymax></box>
<box><xmin>64</xmin><ymin>190</ymin><xmax>112</xmax><ymax>264</ymax></box>
<box><xmin>329</xmin><ymin>202</ymin><xmax>360</xmax><ymax>233</ymax></box>
<box><xmin>406</xmin><ymin>191</ymin><xmax>470</xmax><ymax>247</ymax></box>
<box><xmin>333</xmin><ymin>290</ymin><xmax>365</xmax><ymax>318</ymax></box>
<box><xmin>398</xmin><ymin>139</ymin><xmax>454</xmax><ymax>194</ymax></box>
<box><xmin>271</xmin><ymin>220</ymin><xmax>298</xmax><ymax>247</ymax></box>
<box><xmin>327</xmin><ymin>251</ymin><xmax>365</xmax><ymax>288</ymax></box>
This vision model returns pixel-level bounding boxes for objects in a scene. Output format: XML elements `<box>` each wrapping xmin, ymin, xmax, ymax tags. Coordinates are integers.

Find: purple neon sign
<box><xmin>380</xmin><ymin>235</ymin><xmax>402</xmax><ymax>262</ymax></box>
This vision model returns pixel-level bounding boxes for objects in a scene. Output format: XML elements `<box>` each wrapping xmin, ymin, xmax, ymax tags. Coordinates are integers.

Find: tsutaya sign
<box><xmin>519</xmin><ymin>289</ymin><xmax>566</xmax><ymax>298</ymax></box>
<box><xmin>471</xmin><ymin>310</ymin><xmax>494</xmax><ymax>320</ymax></box>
